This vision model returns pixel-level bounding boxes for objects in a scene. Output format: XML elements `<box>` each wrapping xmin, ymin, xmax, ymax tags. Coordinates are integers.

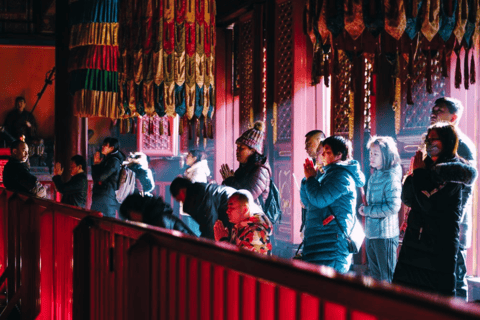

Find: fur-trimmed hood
<box><xmin>433</xmin><ymin>160</ymin><xmax>477</xmax><ymax>186</ymax></box>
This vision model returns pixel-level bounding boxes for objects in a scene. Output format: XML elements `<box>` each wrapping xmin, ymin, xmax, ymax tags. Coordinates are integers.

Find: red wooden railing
<box><xmin>1</xmin><ymin>189</ymin><xmax>480</xmax><ymax>319</ymax></box>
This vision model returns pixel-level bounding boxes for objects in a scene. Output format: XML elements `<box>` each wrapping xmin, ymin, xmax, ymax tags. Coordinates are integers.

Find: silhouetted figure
<box><xmin>52</xmin><ymin>155</ymin><xmax>88</xmax><ymax>208</ymax></box>
<box><xmin>119</xmin><ymin>194</ymin><xmax>196</xmax><ymax>235</ymax></box>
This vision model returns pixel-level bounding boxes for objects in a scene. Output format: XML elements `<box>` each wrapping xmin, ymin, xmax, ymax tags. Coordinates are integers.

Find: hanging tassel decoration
<box><xmin>455</xmin><ymin>48</ymin><xmax>462</xmax><ymax>89</ymax></box>
<box><xmin>208</xmin><ymin>121</ymin><xmax>213</xmax><ymax>139</ymax></box>
<box><xmin>464</xmin><ymin>48</ymin><xmax>470</xmax><ymax>90</ymax></box>
<box><xmin>391</xmin><ymin>50</ymin><xmax>400</xmax><ymax>104</ymax></box>
<box><xmin>149</xmin><ymin>118</ymin><xmax>154</xmax><ymax>135</ymax></box>
<box><xmin>350</xmin><ymin>53</ymin><xmax>356</xmax><ymax>93</ymax></box>
<box><xmin>179</xmin><ymin>117</ymin><xmax>184</xmax><ymax>136</ymax></box>
<box><xmin>407</xmin><ymin>78</ymin><xmax>413</xmax><ymax>105</ymax></box>
<box><xmin>407</xmin><ymin>44</ymin><xmax>414</xmax><ymax>105</ymax></box>
<box><xmin>470</xmin><ymin>52</ymin><xmax>476</xmax><ymax>84</ymax></box>
<box><xmin>373</xmin><ymin>41</ymin><xmax>380</xmax><ymax>74</ymax></box>
<box><xmin>196</xmin><ymin>118</ymin><xmax>201</xmax><ymax>138</ymax></box>
<box><xmin>426</xmin><ymin>50</ymin><xmax>433</xmax><ymax>94</ymax></box>
<box><xmin>203</xmin><ymin>118</ymin><xmax>208</xmax><ymax>138</ymax></box>
<box><xmin>313</xmin><ymin>43</ymin><xmax>323</xmax><ymax>84</ymax></box>
<box><xmin>441</xmin><ymin>46</ymin><xmax>448</xmax><ymax>78</ymax></box>
<box><xmin>333</xmin><ymin>48</ymin><xmax>340</xmax><ymax>75</ymax></box>
<box><xmin>188</xmin><ymin>120</ymin><xmax>193</xmax><ymax>140</ymax></box>
<box><xmin>323</xmin><ymin>50</ymin><xmax>330</xmax><ymax>87</ymax></box>
<box><xmin>159</xmin><ymin>119</ymin><xmax>164</xmax><ymax>135</ymax></box>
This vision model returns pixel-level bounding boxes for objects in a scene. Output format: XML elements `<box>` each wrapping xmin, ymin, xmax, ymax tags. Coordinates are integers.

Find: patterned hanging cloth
<box><xmin>305</xmin><ymin>0</ymin><xmax>323</xmax><ymax>44</ymax></box>
<box><xmin>326</xmin><ymin>0</ymin><xmax>344</xmax><ymax>38</ymax></box>
<box><xmin>69</xmin><ymin>0</ymin><xmax>121</xmax><ymax>119</ymax></box>
<box><xmin>175</xmin><ymin>0</ymin><xmax>187</xmax><ymax>118</ymax></box>
<box><xmin>203</xmin><ymin>0</ymin><xmax>214</xmax><ymax>120</ymax></box>
<box><xmin>363</xmin><ymin>0</ymin><xmax>384</xmax><ymax>37</ymax></box>
<box><xmin>317</xmin><ymin>0</ymin><xmax>331</xmax><ymax>43</ymax></box>
<box><xmin>164</xmin><ymin>0</ymin><xmax>176</xmax><ymax>117</ymax></box>
<box><xmin>153</xmin><ymin>0</ymin><xmax>166</xmax><ymax>117</ymax></box>
<box><xmin>185</xmin><ymin>0</ymin><xmax>197</xmax><ymax>120</ymax></box>
<box><xmin>405</xmin><ymin>0</ymin><xmax>424</xmax><ymax>39</ymax></box>
<box><xmin>142</xmin><ymin>0</ymin><xmax>156</xmax><ymax>116</ymax></box>
<box><xmin>194</xmin><ymin>0</ymin><xmax>206</xmax><ymax>120</ymax></box>
<box><xmin>421</xmin><ymin>0</ymin><xmax>441</xmax><ymax>42</ymax></box>
<box><xmin>464</xmin><ymin>0</ymin><xmax>478</xmax><ymax>47</ymax></box>
<box><xmin>453</xmin><ymin>0</ymin><xmax>468</xmax><ymax>43</ymax></box>
<box><xmin>344</xmin><ymin>0</ymin><xmax>365</xmax><ymax>40</ymax></box>
<box><xmin>438</xmin><ymin>0</ymin><xmax>457</xmax><ymax>41</ymax></box>
<box><xmin>385</xmin><ymin>0</ymin><xmax>407</xmax><ymax>40</ymax></box>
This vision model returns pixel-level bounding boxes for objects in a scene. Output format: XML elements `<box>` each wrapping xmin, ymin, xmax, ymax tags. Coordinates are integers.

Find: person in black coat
<box><xmin>220</xmin><ymin>121</ymin><xmax>271</xmax><ymax>206</ymax></box>
<box><xmin>119</xmin><ymin>194</ymin><xmax>195</xmax><ymax>235</ymax></box>
<box><xmin>52</xmin><ymin>155</ymin><xmax>88</xmax><ymax>208</ymax></box>
<box><xmin>91</xmin><ymin>137</ymin><xmax>124</xmax><ymax>218</ymax></box>
<box><xmin>3</xmin><ymin>140</ymin><xmax>46</xmax><ymax>198</ymax></box>
<box><xmin>170</xmin><ymin>177</ymin><xmax>236</xmax><ymax>239</ymax></box>
<box><xmin>3</xmin><ymin>97</ymin><xmax>38</xmax><ymax>145</ymax></box>
<box><xmin>393</xmin><ymin>122</ymin><xmax>477</xmax><ymax>296</ymax></box>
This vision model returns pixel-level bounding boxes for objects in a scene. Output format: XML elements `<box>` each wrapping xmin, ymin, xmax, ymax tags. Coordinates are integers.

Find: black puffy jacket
<box><xmin>52</xmin><ymin>172</ymin><xmax>88</xmax><ymax>208</ymax></box>
<box><xmin>91</xmin><ymin>150</ymin><xmax>124</xmax><ymax>198</ymax></box>
<box><xmin>223</xmin><ymin>152</ymin><xmax>271</xmax><ymax>204</ymax></box>
<box><xmin>120</xmin><ymin>194</ymin><xmax>195</xmax><ymax>235</ymax></box>
<box><xmin>182</xmin><ymin>183</ymin><xmax>237</xmax><ymax>239</ymax></box>
<box><xmin>3</xmin><ymin>157</ymin><xmax>46</xmax><ymax>198</ymax></box>
<box><xmin>394</xmin><ymin>157</ymin><xmax>477</xmax><ymax>295</ymax></box>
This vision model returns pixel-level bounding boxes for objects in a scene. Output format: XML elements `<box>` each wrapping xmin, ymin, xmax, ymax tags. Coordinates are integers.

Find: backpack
<box><xmin>260</xmin><ymin>180</ymin><xmax>282</xmax><ymax>224</ymax></box>
<box><xmin>115</xmin><ymin>165</ymin><xmax>136</xmax><ymax>203</ymax></box>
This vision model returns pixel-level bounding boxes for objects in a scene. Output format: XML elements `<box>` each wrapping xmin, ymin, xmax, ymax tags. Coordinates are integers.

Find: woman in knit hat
<box><xmin>220</xmin><ymin>121</ymin><xmax>271</xmax><ymax>206</ymax></box>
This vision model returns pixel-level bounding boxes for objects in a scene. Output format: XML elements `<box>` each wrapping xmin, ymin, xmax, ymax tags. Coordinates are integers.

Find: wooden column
<box><xmin>55</xmin><ymin>0</ymin><xmax>88</xmax><ymax>178</ymax></box>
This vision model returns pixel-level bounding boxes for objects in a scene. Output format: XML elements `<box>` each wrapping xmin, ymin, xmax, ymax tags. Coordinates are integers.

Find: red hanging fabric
<box><xmin>464</xmin><ymin>48</ymin><xmax>470</xmax><ymax>89</ymax></box>
<box><xmin>455</xmin><ymin>48</ymin><xmax>462</xmax><ymax>88</ymax></box>
<box><xmin>179</xmin><ymin>116</ymin><xmax>184</xmax><ymax>135</ymax></box>
<box><xmin>470</xmin><ymin>52</ymin><xmax>476</xmax><ymax>84</ymax></box>
<box><xmin>323</xmin><ymin>51</ymin><xmax>330</xmax><ymax>87</ymax></box>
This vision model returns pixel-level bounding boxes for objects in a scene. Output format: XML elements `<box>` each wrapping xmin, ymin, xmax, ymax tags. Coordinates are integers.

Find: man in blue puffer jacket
<box><xmin>301</xmin><ymin>135</ymin><xmax>365</xmax><ymax>273</ymax></box>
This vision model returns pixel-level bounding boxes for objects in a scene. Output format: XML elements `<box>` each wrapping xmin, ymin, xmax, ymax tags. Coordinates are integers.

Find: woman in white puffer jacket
<box><xmin>184</xmin><ymin>150</ymin><xmax>211</xmax><ymax>183</ymax></box>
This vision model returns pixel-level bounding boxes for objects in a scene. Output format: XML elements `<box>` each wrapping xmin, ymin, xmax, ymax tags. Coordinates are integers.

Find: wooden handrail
<box><xmin>0</xmin><ymin>188</ymin><xmax>480</xmax><ymax>319</ymax></box>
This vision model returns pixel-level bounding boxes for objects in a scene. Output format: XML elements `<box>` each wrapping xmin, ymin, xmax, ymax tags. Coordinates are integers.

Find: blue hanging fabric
<box><xmin>194</xmin><ymin>84</ymin><xmax>204</xmax><ymax>118</ymax></box>
<box><xmin>405</xmin><ymin>0</ymin><xmax>424</xmax><ymax>39</ymax></box>
<box><xmin>464</xmin><ymin>0</ymin><xmax>476</xmax><ymax>47</ymax></box>
<box><xmin>175</xmin><ymin>83</ymin><xmax>187</xmax><ymax>117</ymax></box>
<box><xmin>439</xmin><ymin>0</ymin><xmax>457</xmax><ymax>41</ymax></box>
<box><xmin>207</xmin><ymin>85</ymin><xmax>215</xmax><ymax>119</ymax></box>
<box><xmin>154</xmin><ymin>82</ymin><xmax>166</xmax><ymax>117</ymax></box>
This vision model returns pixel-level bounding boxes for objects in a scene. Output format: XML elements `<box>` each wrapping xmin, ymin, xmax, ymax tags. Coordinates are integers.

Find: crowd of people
<box><xmin>1</xmin><ymin>96</ymin><xmax>478</xmax><ymax>299</ymax></box>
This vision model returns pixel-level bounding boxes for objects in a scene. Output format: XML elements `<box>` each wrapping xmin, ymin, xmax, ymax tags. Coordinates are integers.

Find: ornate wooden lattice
<box><xmin>332</xmin><ymin>51</ymin><xmax>353</xmax><ymax>137</ymax></box>
<box><xmin>140</xmin><ymin>115</ymin><xmax>173</xmax><ymax>154</ymax></box>
<box><xmin>401</xmin><ymin>52</ymin><xmax>446</xmax><ymax>133</ymax></box>
<box><xmin>363</xmin><ymin>55</ymin><xmax>374</xmax><ymax>132</ymax></box>
<box><xmin>276</xmin><ymin>0</ymin><xmax>293</xmax><ymax>143</ymax></box>
<box><xmin>238</xmin><ymin>19</ymin><xmax>254</xmax><ymax>133</ymax></box>
<box><xmin>273</xmin><ymin>164</ymin><xmax>293</xmax><ymax>241</ymax></box>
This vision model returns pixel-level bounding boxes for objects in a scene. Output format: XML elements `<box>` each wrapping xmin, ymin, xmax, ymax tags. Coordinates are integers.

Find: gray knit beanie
<box><xmin>235</xmin><ymin>121</ymin><xmax>265</xmax><ymax>154</ymax></box>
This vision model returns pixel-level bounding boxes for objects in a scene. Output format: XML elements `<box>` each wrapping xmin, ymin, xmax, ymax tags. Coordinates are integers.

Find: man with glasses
<box><xmin>430</xmin><ymin>97</ymin><xmax>476</xmax><ymax>299</ymax></box>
